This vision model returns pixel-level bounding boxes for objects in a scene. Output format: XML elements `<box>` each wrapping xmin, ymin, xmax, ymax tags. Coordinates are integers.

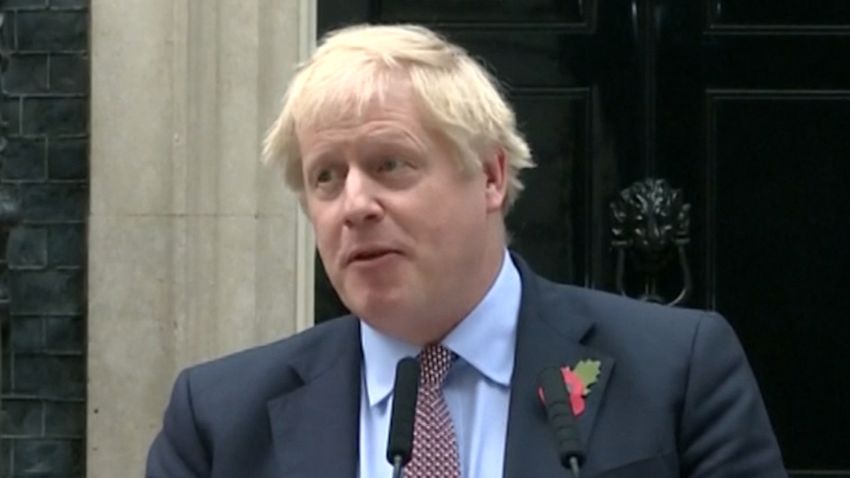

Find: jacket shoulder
<box><xmin>540</xmin><ymin>276</ymin><xmax>713</xmax><ymax>330</ymax></box>
<box><xmin>534</xmin><ymin>276</ymin><xmax>733</xmax><ymax>369</ymax></box>
<box><xmin>182</xmin><ymin>316</ymin><xmax>359</xmax><ymax>403</ymax></box>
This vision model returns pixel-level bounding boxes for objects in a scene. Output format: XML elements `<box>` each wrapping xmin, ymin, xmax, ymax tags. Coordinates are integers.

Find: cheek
<box><xmin>309</xmin><ymin>213</ymin><xmax>341</xmax><ymax>256</ymax></box>
<box><xmin>415</xmin><ymin>201</ymin><xmax>484</xmax><ymax>254</ymax></box>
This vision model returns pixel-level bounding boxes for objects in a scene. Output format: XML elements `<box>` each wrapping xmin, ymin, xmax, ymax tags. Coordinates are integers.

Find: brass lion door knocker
<box><xmin>610</xmin><ymin>178</ymin><xmax>692</xmax><ymax>306</ymax></box>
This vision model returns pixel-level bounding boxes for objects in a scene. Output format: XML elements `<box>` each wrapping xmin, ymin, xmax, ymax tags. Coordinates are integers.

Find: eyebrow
<box><xmin>365</xmin><ymin>127</ymin><xmax>429</xmax><ymax>151</ymax></box>
<box><xmin>301</xmin><ymin>123</ymin><xmax>430</xmax><ymax>166</ymax></box>
<box><xmin>301</xmin><ymin>147</ymin><xmax>339</xmax><ymax>167</ymax></box>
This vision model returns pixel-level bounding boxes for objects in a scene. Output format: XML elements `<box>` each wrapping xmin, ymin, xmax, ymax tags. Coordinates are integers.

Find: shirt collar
<box><xmin>360</xmin><ymin>250</ymin><xmax>522</xmax><ymax>407</ymax></box>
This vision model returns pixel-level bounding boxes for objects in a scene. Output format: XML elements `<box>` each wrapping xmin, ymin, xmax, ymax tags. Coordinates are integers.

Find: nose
<box><xmin>341</xmin><ymin>168</ymin><xmax>384</xmax><ymax>227</ymax></box>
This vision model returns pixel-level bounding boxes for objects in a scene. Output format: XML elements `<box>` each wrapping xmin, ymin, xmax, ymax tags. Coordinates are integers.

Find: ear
<box><xmin>482</xmin><ymin>148</ymin><xmax>508</xmax><ymax>213</ymax></box>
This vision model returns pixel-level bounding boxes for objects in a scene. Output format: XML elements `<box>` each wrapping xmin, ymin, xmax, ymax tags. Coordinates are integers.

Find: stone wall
<box><xmin>0</xmin><ymin>0</ymin><xmax>89</xmax><ymax>476</ymax></box>
<box><xmin>87</xmin><ymin>0</ymin><xmax>314</xmax><ymax>476</ymax></box>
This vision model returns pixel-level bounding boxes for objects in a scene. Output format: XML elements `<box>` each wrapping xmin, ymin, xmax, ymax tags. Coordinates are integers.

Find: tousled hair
<box><xmin>262</xmin><ymin>23</ymin><xmax>534</xmax><ymax>210</ymax></box>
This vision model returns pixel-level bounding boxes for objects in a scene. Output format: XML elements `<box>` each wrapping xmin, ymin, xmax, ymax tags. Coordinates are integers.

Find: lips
<box><xmin>345</xmin><ymin>247</ymin><xmax>400</xmax><ymax>265</ymax></box>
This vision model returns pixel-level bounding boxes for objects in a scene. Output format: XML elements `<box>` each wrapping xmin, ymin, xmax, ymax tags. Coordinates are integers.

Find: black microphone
<box><xmin>539</xmin><ymin>367</ymin><xmax>586</xmax><ymax>477</ymax></box>
<box><xmin>386</xmin><ymin>357</ymin><xmax>420</xmax><ymax>478</ymax></box>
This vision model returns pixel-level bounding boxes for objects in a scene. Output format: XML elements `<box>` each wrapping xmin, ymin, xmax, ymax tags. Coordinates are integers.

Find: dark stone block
<box><xmin>49</xmin><ymin>54</ymin><xmax>88</xmax><ymax>94</ymax></box>
<box><xmin>1</xmin><ymin>313</ymin><xmax>8</xmax><ymax>345</ymax></box>
<box><xmin>20</xmin><ymin>183</ymin><xmax>86</xmax><ymax>222</ymax></box>
<box><xmin>12</xmin><ymin>354</ymin><xmax>84</xmax><ymax>398</ymax></box>
<box><xmin>0</xmin><ymin>269</ymin><xmax>9</xmax><ymax>303</ymax></box>
<box><xmin>0</xmin><ymin>3</ymin><xmax>88</xmax><ymax>475</ymax></box>
<box><xmin>11</xmin><ymin>270</ymin><xmax>83</xmax><ymax>315</ymax></box>
<box><xmin>44</xmin><ymin>316</ymin><xmax>82</xmax><ymax>352</ymax></box>
<box><xmin>47</xmin><ymin>138</ymin><xmax>87</xmax><ymax>180</ymax></box>
<box><xmin>1</xmin><ymin>352</ymin><xmax>10</xmax><ymax>394</ymax></box>
<box><xmin>16</xmin><ymin>11</ymin><xmax>87</xmax><ymax>51</ymax></box>
<box><xmin>44</xmin><ymin>401</ymin><xmax>83</xmax><ymax>436</ymax></box>
<box><xmin>2</xmin><ymin>54</ymin><xmax>48</xmax><ymax>94</ymax></box>
<box><xmin>1</xmin><ymin>399</ymin><xmax>43</xmax><ymax>436</ymax></box>
<box><xmin>10</xmin><ymin>317</ymin><xmax>44</xmax><ymax>351</ymax></box>
<box><xmin>13</xmin><ymin>439</ymin><xmax>83</xmax><ymax>475</ymax></box>
<box><xmin>2</xmin><ymin>12</ymin><xmax>16</xmax><ymax>50</ymax></box>
<box><xmin>22</xmin><ymin>97</ymin><xmax>87</xmax><ymax>135</ymax></box>
<box><xmin>5</xmin><ymin>0</ymin><xmax>48</xmax><ymax>7</ymax></box>
<box><xmin>48</xmin><ymin>225</ymin><xmax>83</xmax><ymax>266</ymax></box>
<box><xmin>1</xmin><ymin>440</ymin><xmax>11</xmax><ymax>476</ymax></box>
<box><xmin>8</xmin><ymin>226</ymin><xmax>48</xmax><ymax>268</ymax></box>
<box><xmin>2</xmin><ymin>136</ymin><xmax>47</xmax><ymax>180</ymax></box>
<box><xmin>3</xmin><ymin>99</ymin><xmax>22</xmax><ymax>136</ymax></box>
<box><xmin>51</xmin><ymin>0</ymin><xmax>88</xmax><ymax>7</ymax></box>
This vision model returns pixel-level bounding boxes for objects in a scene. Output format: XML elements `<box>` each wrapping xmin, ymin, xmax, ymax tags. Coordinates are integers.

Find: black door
<box><xmin>317</xmin><ymin>2</ymin><xmax>850</xmax><ymax>475</ymax></box>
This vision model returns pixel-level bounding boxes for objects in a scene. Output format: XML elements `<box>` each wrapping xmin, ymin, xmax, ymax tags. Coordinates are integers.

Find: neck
<box><xmin>417</xmin><ymin>238</ymin><xmax>506</xmax><ymax>346</ymax></box>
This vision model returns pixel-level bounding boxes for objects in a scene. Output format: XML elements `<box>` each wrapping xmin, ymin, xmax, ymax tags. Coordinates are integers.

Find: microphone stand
<box><xmin>568</xmin><ymin>456</ymin><xmax>581</xmax><ymax>478</ymax></box>
<box><xmin>391</xmin><ymin>454</ymin><xmax>404</xmax><ymax>478</ymax></box>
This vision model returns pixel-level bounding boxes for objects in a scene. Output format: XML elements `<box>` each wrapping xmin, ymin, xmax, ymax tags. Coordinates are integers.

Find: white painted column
<box><xmin>87</xmin><ymin>0</ymin><xmax>315</xmax><ymax>475</ymax></box>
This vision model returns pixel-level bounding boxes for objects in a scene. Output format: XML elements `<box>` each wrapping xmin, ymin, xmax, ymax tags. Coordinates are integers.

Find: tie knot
<box><xmin>418</xmin><ymin>345</ymin><xmax>454</xmax><ymax>387</ymax></box>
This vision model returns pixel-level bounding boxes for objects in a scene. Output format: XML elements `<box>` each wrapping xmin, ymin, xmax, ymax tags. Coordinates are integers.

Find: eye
<box><xmin>309</xmin><ymin>164</ymin><xmax>345</xmax><ymax>193</ymax></box>
<box><xmin>316</xmin><ymin>168</ymin><xmax>335</xmax><ymax>184</ymax></box>
<box><xmin>376</xmin><ymin>157</ymin><xmax>405</xmax><ymax>173</ymax></box>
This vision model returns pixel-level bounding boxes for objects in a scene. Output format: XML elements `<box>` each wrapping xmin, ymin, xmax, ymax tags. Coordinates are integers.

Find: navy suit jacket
<box><xmin>147</xmin><ymin>256</ymin><xmax>786</xmax><ymax>477</ymax></box>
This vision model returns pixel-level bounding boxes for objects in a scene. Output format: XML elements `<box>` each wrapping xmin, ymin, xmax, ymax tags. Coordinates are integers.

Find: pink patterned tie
<box><xmin>404</xmin><ymin>345</ymin><xmax>462</xmax><ymax>478</ymax></box>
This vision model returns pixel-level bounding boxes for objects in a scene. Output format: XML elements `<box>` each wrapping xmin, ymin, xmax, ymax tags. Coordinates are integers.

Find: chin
<box><xmin>344</xmin><ymin>277</ymin><xmax>400</xmax><ymax>305</ymax></box>
<box><xmin>347</xmin><ymin>292</ymin><xmax>419</xmax><ymax>329</ymax></box>
<box><xmin>350</xmin><ymin>296</ymin><xmax>406</xmax><ymax>321</ymax></box>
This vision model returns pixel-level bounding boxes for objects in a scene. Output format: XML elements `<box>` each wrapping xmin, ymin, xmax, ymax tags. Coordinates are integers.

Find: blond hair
<box><xmin>262</xmin><ymin>23</ymin><xmax>534</xmax><ymax>210</ymax></box>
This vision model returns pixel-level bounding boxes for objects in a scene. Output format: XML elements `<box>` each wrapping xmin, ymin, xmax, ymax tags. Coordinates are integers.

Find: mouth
<box><xmin>346</xmin><ymin>248</ymin><xmax>401</xmax><ymax>265</ymax></box>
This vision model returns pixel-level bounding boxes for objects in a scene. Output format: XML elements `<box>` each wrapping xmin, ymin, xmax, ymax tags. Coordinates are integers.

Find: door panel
<box><xmin>712</xmin><ymin>96</ymin><xmax>850</xmax><ymax>468</ymax></box>
<box><xmin>379</xmin><ymin>0</ymin><xmax>586</xmax><ymax>24</ymax></box>
<box><xmin>708</xmin><ymin>1</ymin><xmax>850</xmax><ymax>27</ymax></box>
<box><xmin>507</xmin><ymin>94</ymin><xmax>589</xmax><ymax>285</ymax></box>
<box><xmin>656</xmin><ymin>2</ymin><xmax>850</xmax><ymax>473</ymax></box>
<box><xmin>447</xmin><ymin>31</ymin><xmax>588</xmax><ymax>87</ymax></box>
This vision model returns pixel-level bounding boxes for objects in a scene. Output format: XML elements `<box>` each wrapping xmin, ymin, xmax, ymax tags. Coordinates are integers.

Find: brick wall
<box><xmin>0</xmin><ymin>0</ymin><xmax>88</xmax><ymax>476</ymax></box>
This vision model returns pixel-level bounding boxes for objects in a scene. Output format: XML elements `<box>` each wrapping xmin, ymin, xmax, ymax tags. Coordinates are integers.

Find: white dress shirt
<box><xmin>358</xmin><ymin>250</ymin><xmax>522</xmax><ymax>478</ymax></box>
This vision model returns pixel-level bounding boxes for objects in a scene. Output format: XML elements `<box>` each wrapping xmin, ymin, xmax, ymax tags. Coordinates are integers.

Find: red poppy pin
<box><xmin>538</xmin><ymin>359</ymin><xmax>602</xmax><ymax>416</ymax></box>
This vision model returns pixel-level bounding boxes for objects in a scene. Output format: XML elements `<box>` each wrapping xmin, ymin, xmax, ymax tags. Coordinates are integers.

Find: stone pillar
<box><xmin>87</xmin><ymin>0</ymin><xmax>315</xmax><ymax>475</ymax></box>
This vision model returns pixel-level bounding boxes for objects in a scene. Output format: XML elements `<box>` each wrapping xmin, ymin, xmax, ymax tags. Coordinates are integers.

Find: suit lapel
<box><xmin>267</xmin><ymin>318</ymin><xmax>362</xmax><ymax>478</ymax></box>
<box><xmin>503</xmin><ymin>257</ymin><xmax>615</xmax><ymax>477</ymax></box>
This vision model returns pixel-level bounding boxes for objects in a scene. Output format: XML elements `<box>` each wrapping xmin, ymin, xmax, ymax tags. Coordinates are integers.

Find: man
<box><xmin>147</xmin><ymin>24</ymin><xmax>786</xmax><ymax>477</ymax></box>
